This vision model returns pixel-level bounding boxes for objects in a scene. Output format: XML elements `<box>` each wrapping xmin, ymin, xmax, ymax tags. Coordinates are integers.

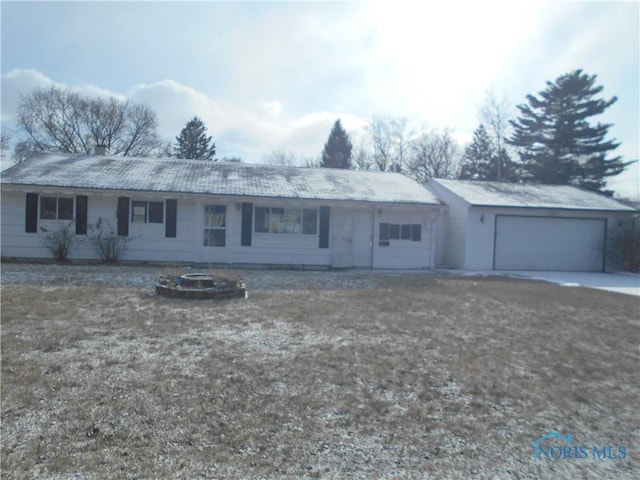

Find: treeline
<box><xmin>2</xmin><ymin>69</ymin><xmax>634</xmax><ymax>197</ymax></box>
<box><xmin>307</xmin><ymin>70</ymin><xmax>633</xmax><ymax>197</ymax></box>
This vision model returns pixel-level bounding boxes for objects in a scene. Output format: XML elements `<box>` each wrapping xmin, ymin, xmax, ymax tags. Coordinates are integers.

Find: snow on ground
<box><xmin>500</xmin><ymin>270</ymin><xmax>640</xmax><ymax>297</ymax></box>
<box><xmin>2</xmin><ymin>262</ymin><xmax>638</xmax><ymax>296</ymax></box>
<box><xmin>0</xmin><ymin>263</ymin><xmax>382</xmax><ymax>291</ymax></box>
<box><xmin>438</xmin><ymin>268</ymin><xmax>640</xmax><ymax>297</ymax></box>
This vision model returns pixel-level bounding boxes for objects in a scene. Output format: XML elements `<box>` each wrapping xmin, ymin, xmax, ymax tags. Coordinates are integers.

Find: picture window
<box><xmin>255</xmin><ymin>206</ymin><xmax>318</xmax><ymax>235</ymax></box>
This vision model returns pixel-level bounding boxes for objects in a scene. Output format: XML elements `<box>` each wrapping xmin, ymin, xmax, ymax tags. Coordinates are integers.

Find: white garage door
<box><xmin>494</xmin><ymin>216</ymin><xmax>605</xmax><ymax>272</ymax></box>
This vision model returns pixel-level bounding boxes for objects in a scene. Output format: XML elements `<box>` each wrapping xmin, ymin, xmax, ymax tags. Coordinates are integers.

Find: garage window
<box><xmin>379</xmin><ymin>223</ymin><xmax>421</xmax><ymax>246</ymax></box>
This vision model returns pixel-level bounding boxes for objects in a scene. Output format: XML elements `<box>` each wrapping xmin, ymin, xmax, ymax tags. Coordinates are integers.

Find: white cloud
<box><xmin>1</xmin><ymin>69</ymin><xmax>56</xmax><ymax>123</ymax></box>
<box><xmin>127</xmin><ymin>77</ymin><xmax>369</xmax><ymax>162</ymax></box>
<box><xmin>1</xmin><ymin>69</ymin><xmax>125</xmax><ymax>124</ymax></box>
<box><xmin>263</xmin><ymin>101</ymin><xmax>283</xmax><ymax>119</ymax></box>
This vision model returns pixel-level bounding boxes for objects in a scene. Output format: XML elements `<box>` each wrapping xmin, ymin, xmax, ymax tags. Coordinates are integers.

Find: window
<box><xmin>203</xmin><ymin>205</ymin><xmax>226</xmax><ymax>247</ymax></box>
<box><xmin>379</xmin><ymin>223</ymin><xmax>422</xmax><ymax>246</ymax></box>
<box><xmin>40</xmin><ymin>197</ymin><xmax>73</xmax><ymax>220</ymax></box>
<box><xmin>131</xmin><ymin>201</ymin><xmax>164</xmax><ymax>224</ymax></box>
<box><xmin>254</xmin><ymin>206</ymin><xmax>318</xmax><ymax>235</ymax></box>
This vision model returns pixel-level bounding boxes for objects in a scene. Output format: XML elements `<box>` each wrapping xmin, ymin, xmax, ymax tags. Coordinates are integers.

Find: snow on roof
<box><xmin>431</xmin><ymin>178</ymin><xmax>635</xmax><ymax>212</ymax></box>
<box><xmin>1</xmin><ymin>154</ymin><xmax>441</xmax><ymax>205</ymax></box>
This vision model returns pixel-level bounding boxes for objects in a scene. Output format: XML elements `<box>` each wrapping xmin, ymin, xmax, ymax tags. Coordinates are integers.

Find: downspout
<box><xmin>370</xmin><ymin>210</ymin><xmax>375</xmax><ymax>268</ymax></box>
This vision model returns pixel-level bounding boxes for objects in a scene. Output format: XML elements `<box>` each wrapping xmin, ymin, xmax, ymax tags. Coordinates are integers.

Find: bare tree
<box><xmin>16</xmin><ymin>86</ymin><xmax>166</xmax><ymax>157</ymax></box>
<box><xmin>406</xmin><ymin>128</ymin><xmax>463</xmax><ymax>183</ymax></box>
<box><xmin>479</xmin><ymin>91</ymin><xmax>514</xmax><ymax>180</ymax></box>
<box><xmin>351</xmin><ymin>141</ymin><xmax>376</xmax><ymax>170</ymax></box>
<box><xmin>365</xmin><ymin>115</ymin><xmax>411</xmax><ymax>172</ymax></box>
<box><xmin>1</xmin><ymin>126</ymin><xmax>12</xmax><ymax>157</ymax></box>
<box><xmin>263</xmin><ymin>150</ymin><xmax>301</xmax><ymax>167</ymax></box>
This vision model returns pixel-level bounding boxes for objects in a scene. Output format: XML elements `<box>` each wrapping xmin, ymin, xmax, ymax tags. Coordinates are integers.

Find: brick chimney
<box><xmin>94</xmin><ymin>145</ymin><xmax>109</xmax><ymax>156</ymax></box>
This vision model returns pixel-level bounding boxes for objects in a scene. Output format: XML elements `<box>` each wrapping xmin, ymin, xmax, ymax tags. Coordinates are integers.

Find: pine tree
<box><xmin>459</xmin><ymin>124</ymin><xmax>495</xmax><ymax>181</ymax></box>
<box><xmin>321</xmin><ymin>119</ymin><xmax>353</xmax><ymax>169</ymax></box>
<box><xmin>459</xmin><ymin>124</ymin><xmax>518</xmax><ymax>182</ymax></box>
<box><xmin>174</xmin><ymin>116</ymin><xmax>216</xmax><ymax>160</ymax></box>
<box><xmin>507</xmin><ymin>69</ymin><xmax>631</xmax><ymax>195</ymax></box>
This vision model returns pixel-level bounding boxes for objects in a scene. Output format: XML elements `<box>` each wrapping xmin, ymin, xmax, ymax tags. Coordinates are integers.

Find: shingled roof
<box><xmin>1</xmin><ymin>154</ymin><xmax>441</xmax><ymax>205</ymax></box>
<box><xmin>430</xmin><ymin>178</ymin><xmax>635</xmax><ymax>212</ymax></box>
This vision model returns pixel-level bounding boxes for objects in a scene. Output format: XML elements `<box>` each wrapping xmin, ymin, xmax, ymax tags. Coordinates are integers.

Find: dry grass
<box><xmin>1</xmin><ymin>270</ymin><xmax>638</xmax><ymax>479</ymax></box>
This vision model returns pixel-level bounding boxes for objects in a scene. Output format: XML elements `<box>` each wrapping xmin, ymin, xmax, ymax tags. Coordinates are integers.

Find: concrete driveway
<box><xmin>505</xmin><ymin>271</ymin><xmax>640</xmax><ymax>297</ymax></box>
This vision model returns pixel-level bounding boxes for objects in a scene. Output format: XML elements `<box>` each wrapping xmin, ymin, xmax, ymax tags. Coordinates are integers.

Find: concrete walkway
<box><xmin>504</xmin><ymin>271</ymin><xmax>640</xmax><ymax>297</ymax></box>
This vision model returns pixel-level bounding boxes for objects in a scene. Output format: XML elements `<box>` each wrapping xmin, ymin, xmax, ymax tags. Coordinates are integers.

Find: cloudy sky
<box><xmin>1</xmin><ymin>1</ymin><xmax>638</xmax><ymax>198</ymax></box>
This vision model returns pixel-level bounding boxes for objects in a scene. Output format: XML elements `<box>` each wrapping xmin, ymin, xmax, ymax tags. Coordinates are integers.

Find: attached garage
<box><xmin>493</xmin><ymin>215</ymin><xmax>606</xmax><ymax>271</ymax></box>
<box><xmin>427</xmin><ymin>179</ymin><xmax>636</xmax><ymax>272</ymax></box>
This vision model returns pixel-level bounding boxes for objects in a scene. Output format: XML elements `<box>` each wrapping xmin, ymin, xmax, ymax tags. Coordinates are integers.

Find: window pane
<box><xmin>283</xmin><ymin>208</ymin><xmax>302</xmax><ymax>233</ymax></box>
<box><xmin>58</xmin><ymin>198</ymin><xmax>74</xmax><ymax>220</ymax></box>
<box><xmin>379</xmin><ymin>223</ymin><xmax>390</xmax><ymax>241</ymax></box>
<box><xmin>411</xmin><ymin>224</ymin><xmax>422</xmax><ymax>241</ymax></box>
<box><xmin>401</xmin><ymin>224</ymin><xmax>411</xmax><ymax>240</ymax></box>
<box><xmin>132</xmin><ymin>201</ymin><xmax>147</xmax><ymax>223</ymax></box>
<box><xmin>390</xmin><ymin>224</ymin><xmax>400</xmax><ymax>240</ymax></box>
<box><xmin>149</xmin><ymin>201</ymin><xmax>164</xmax><ymax>223</ymax></box>
<box><xmin>40</xmin><ymin>197</ymin><xmax>57</xmax><ymax>219</ymax></box>
<box><xmin>204</xmin><ymin>205</ymin><xmax>226</xmax><ymax>227</ymax></box>
<box><xmin>303</xmin><ymin>209</ymin><xmax>318</xmax><ymax>234</ymax></box>
<box><xmin>271</xmin><ymin>207</ymin><xmax>285</xmax><ymax>233</ymax></box>
<box><xmin>255</xmin><ymin>207</ymin><xmax>269</xmax><ymax>233</ymax></box>
<box><xmin>203</xmin><ymin>229</ymin><xmax>226</xmax><ymax>247</ymax></box>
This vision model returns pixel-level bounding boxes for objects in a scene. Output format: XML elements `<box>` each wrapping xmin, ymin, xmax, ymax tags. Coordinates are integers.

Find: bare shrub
<box><xmin>207</xmin><ymin>265</ymin><xmax>243</xmax><ymax>287</ymax></box>
<box><xmin>87</xmin><ymin>218</ymin><xmax>130</xmax><ymax>262</ymax></box>
<box><xmin>618</xmin><ymin>216</ymin><xmax>640</xmax><ymax>272</ymax></box>
<box><xmin>40</xmin><ymin>223</ymin><xmax>76</xmax><ymax>261</ymax></box>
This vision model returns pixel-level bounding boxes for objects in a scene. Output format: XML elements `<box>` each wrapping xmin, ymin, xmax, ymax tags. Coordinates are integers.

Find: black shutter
<box><xmin>241</xmin><ymin>202</ymin><xmax>253</xmax><ymax>246</ymax></box>
<box><xmin>25</xmin><ymin>193</ymin><xmax>38</xmax><ymax>233</ymax></box>
<box><xmin>165</xmin><ymin>199</ymin><xmax>177</xmax><ymax>238</ymax></box>
<box><xmin>75</xmin><ymin>195</ymin><xmax>88</xmax><ymax>235</ymax></box>
<box><xmin>117</xmin><ymin>197</ymin><xmax>130</xmax><ymax>237</ymax></box>
<box><xmin>319</xmin><ymin>206</ymin><xmax>330</xmax><ymax>249</ymax></box>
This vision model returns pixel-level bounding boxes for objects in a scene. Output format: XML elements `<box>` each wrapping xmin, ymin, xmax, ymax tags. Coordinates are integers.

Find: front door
<box><xmin>331</xmin><ymin>210</ymin><xmax>352</xmax><ymax>268</ymax></box>
<box><xmin>200</xmin><ymin>204</ymin><xmax>228</xmax><ymax>263</ymax></box>
<box><xmin>351</xmin><ymin>211</ymin><xmax>373</xmax><ymax>267</ymax></box>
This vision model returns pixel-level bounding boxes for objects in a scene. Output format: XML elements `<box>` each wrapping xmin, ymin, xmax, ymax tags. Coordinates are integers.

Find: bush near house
<box><xmin>39</xmin><ymin>223</ymin><xmax>76</xmax><ymax>261</ymax></box>
<box><xmin>617</xmin><ymin>216</ymin><xmax>640</xmax><ymax>272</ymax></box>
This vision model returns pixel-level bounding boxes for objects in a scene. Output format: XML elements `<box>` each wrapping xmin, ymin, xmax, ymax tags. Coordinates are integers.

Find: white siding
<box><xmin>124</xmin><ymin>196</ymin><xmax>197</xmax><ymax>263</ymax></box>
<box><xmin>1</xmin><ymin>190</ymin><xmax>49</xmax><ymax>259</ymax></box>
<box><xmin>463</xmin><ymin>207</ymin><xmax>626</xmax><ymax>271</ymax></box>
<box><xmin>1</xmin><ymin>190</ymin><xmax>198</xmax><ymax>263</ymax></box>
<box><xmin>425</xmin><ymin>182</ymin><xmax>468</xmax><ymax>268</ymax></box>
<box><xmin>2</xmin><ymin>190</ymin><xmax>443</xmax><ymax>269</ymax></box>
<box><xmin>464</xmin><ymin>209</ymin><xmax>498</xmax><ymax>270</ymax></box>
<box><xmin>372</xmin><ymin>208</ymin><xmax>434</xmax><ymax>269</ymax></box>
<box><xmin>225</xmin><ymin>201</ymin><xmax>332</xmax><ymax>267</ymax></box>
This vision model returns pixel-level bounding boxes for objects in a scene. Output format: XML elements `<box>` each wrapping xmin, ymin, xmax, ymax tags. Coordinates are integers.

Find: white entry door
<box><xmin>199</xmin><ymin>204</ymin><xmax>229</xmax><ymax>263</ymax></box>
<box><xmin>331</xmin><ymin>210</ymin><xmax>353</xmax><ymax>268</ymax></box>
<box><xmin>351</xmin><ymin>211</ymin><xmax>373</xmax><ymax>267</ymax></box>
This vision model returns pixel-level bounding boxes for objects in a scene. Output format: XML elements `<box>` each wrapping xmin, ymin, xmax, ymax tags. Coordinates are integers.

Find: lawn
<box><xmin>1</xmin><ymin>265</ymin><xmax>638</xmax><ymax>479</ymax></box>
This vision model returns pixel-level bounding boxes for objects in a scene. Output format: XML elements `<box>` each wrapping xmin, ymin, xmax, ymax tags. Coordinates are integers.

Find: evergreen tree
<box><xmin>507</xmin><ymin>69</ymin><xmax>631</xmax><ymax>195</ymax></box>
<box><xmin>321</xmin><ymin>119</ymin><xmax>353</xmax><ymax>169</ymax></box>
<box><xmin>460</xmin><ymin>124</ymin><xmax>518</xmax><ymax>182</ymax></box>
<box><xmin>174</xmin><ymin>116</ymin><xmax>216</xmax><ymax>160</ymax></box>
<box><xmin>459</xmin><ymin>124</ymin><xmax>494</xmax><ymax>181</ymax></box>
